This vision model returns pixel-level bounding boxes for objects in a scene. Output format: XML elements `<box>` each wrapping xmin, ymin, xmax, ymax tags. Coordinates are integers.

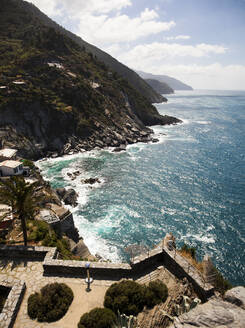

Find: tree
<box><xmin>0</xmin><ymin>176</ymin><xmax>41</xmax><ymax>246</ymax></box>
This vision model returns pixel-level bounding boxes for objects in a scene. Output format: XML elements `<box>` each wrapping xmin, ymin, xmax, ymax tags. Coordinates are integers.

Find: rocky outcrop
<box><xmin>56</xmin><ymin>188</ymin><xmax>78</xmax><ymax>207</ymax></box>
<box><xmin>224</xmin><ymin>287</ymin><xmax>245</xmax><ymax>310</ymax></box>
<box><xmin>81</xmin><ymin>178</ymin><xmax>101</xmax><ymax>185</ymax></box>
<box><xmin>169</xmin><ymin>287</ymin><xmax>245</xmax><ymax>328</ymax></box>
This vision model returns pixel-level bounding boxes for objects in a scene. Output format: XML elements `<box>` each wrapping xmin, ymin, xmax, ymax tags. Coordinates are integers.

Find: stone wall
<box><xmin>0</xmin><ymin>277</ymin><xmax>26</xmax><ymax>328</ymax></box>
<box><xmin>131</xmin><ymin>246</ymin><xmax>214</xmax><ymax>301</ymax></box>
<box><xmin>43</xmin><ymin>259</ymin><xmax>131</xmax><ymax>279</ymax></box>
<box><xmin>0</xmin><ymin>244</ymin><xmax>214</xmax><ymax>301</ymax></box>
<box><xmin>0</xmin><ymin>245</ymin><xmax>57</xmax><ymax>261</ymax></box>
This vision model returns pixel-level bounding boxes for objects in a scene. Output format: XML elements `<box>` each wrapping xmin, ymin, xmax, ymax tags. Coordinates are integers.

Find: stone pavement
<box><xmin>0</xmin><ymin>259</ymin><xmax>112</xmax><ymax>328</ymax></box>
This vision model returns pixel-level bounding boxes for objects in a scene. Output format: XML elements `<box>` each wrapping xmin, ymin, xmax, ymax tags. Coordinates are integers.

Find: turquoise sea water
<box><xmin>38</xmin><ymin>90</ymin><xmax>245</xmax><ymax>285</ymax></box>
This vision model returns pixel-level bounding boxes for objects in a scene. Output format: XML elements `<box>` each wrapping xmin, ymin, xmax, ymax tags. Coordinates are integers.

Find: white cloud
<box><xmin>166</xmin><ymin>35</ymin><xmax>191</xmax><ymax>40</ymax></box>
<box><xmin>28</xmin><ymin>0</ymin><xmax>58</xmax><ymax>16</ymax></box>
<box><xmin>28</xmin><ymin>1</ymin><xmax>175</xmax><ymax>47</ymax></box>
<box><xmin>76</xmin><ymin>9</ymin><xmax>175</xmax><ymax>46</ymax></box>
<box><xmin>28</xmin><ymin>0</ymin><xmax>131</xmax><ymax>16</ymax></box>
<box><xmin>111</xmin><ymin>42</ymin><xmax>227</xmax><ymax>66</ymax></box>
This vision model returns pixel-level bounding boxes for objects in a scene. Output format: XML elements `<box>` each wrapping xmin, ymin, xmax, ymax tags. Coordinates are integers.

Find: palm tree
<box><xmin>0</xmin><ymin>176</ymin><xmax>41</xmax><ymax>246</ymax></box>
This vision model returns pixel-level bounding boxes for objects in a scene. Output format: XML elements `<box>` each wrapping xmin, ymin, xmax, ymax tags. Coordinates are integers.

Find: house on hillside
<box><xmin>0</xmin><ymin>148</ymin><xmax>17</xmax><ymax>162</ymax></box>
<box><xmin>0</xmin><ymin>160</ymin><xmax>29</xmax><ymax>177</ymax></box>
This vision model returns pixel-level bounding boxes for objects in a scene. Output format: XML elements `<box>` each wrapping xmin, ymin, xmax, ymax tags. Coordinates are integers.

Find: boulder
<box><xmin>113</xmin><ymin>144</ymin><xmax>126</xmax><ymax>152</ymax></box>
<box><xmin>224</xmin><ymin>287</ymin><xmax>245</xmax><ymax>310</ymax></box>
<box><xmin>56</xmin><ymin>188</ymin><xmax>66</xmax><ymax>199</ymax></box>
<box><xmin>169</xmin><ymin>287</ymin><xmax>245</xmax><ymax>328</ymax></box>
<box><xmin>81</xmin><ymin>177</ymin><xmax>101</xmax><ymax>184</ymax></box>
<box><xmin>71</xmin><ymin>239</ymin><xmax>92</xmax><ymax>258</ymax></box>
<box><xmin>63</xmin><ymin>188</ymin><xmax>78</xmax><ymax>206</ymax></box>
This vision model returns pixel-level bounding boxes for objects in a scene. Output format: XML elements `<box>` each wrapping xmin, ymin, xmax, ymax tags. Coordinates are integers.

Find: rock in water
<box><xmin>63</xmin><ymin>189</ymin><xmax>78</xmax><ymax>206</ymax></box>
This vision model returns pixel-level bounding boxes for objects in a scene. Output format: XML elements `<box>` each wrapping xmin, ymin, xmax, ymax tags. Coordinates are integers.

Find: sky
<box><xmin>27</xmin><ymin>0</ymin><xmax>245</xmax><ymax>90</ymax></box>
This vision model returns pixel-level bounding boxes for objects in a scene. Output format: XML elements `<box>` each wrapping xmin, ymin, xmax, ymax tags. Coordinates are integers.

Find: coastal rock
<box><xmin>71</xmin><ymin>239</ymin><xmax>94</xmax><ymax>259</ymax></box>
<box><xmin>169</xmin><ymin>287</ymin><xmax>245</xmax><ymax>328</ymax></box>
<box><xmin>56</xmin><ymin>188</ymin><xmax>66</xmax><ymax>199</ymax></box>
<box><xmin>113</xmin><ymin>144</ymin><xmax>126</xmax><ymax>152</ymax></box>
<box><xmin>81</xmin><ymin>177</ymin><xmax>101</xmax><ymax>185</ymax></box>
<box><xmin>55</xmin><ymin>187</ymin><xmax>78</xmax><ymax>207</ymax></box>
<box><xmin>224</xmin><ymin>287</ymin><xmax>245</xmax><ymax>310</ymax></box>
<box><xmin>63</xmin><ymin>188</ymin><xmax>78</xmax><ymax>207</ymax></box>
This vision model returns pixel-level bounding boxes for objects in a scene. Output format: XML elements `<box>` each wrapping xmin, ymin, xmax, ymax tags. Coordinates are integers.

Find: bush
<box><xmin>21</xmin><ymin>159</ymin><xmax>35</xmax><ymax>169</ymax></box>
<box><xmin>28</xmin><ymin>293</ymin><xmax>41</xmax><ymax>319</ymax></box>
<box><xmin>144</xmin><ymin>280</ymin><xmax>168</xmax><ymax>308</ymax></box>
<box><xmin>28</xmin><ymin>220</ymin><xmax>49</xmax><ymax>241</ymax></box>
<box><xmin>27</xmin><ymin>283</ymin><xmax>73</xmax><ymax>322</ymax></box>
<box><xmin>78</xmin><ymin>307</ymin><xmax>116</xmax><ymax>328</ymax></box>
<box><xmin>180</xmin><ymin>244</ymin><xmax>196</xmax><ymax>260</ymax></box>
<box><xmin>213</xmin><ymin>268</ymin><xmax>232</xmax><ymax>295</ymax></box>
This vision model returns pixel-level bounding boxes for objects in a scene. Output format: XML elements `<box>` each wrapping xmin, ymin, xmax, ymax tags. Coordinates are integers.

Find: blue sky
<box><xmin>28</xmin><ymin>0</ymin><xmax>245</xmax><ymax>89</ymax></box>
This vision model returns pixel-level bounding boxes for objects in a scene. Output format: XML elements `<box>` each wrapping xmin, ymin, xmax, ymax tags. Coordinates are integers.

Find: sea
<box><xmin>37</xmin><ymin>90</ymin><xmax>245</xmax><ymax>286</ymax></box>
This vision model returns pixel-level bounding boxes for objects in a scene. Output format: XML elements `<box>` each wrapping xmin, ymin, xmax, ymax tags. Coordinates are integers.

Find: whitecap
<box><xmin>193</xmin><ymin>234</ymin><xmax>215</xmax><ymax>243</ymax></box>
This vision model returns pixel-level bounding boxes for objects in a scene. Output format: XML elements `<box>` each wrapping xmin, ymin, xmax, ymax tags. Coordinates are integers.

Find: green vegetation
<box><xmin>77</xmin><ymin>307</ymin><xmax>117</xmax><ymax>328</ymax></box>
<box><xmin>212</xmin><ymin>267</ymin><xmax>232</xmax><ymax>295</ymax></box>
<box><xmin>28</xmin><ymin>283</ymin><xmax>73</xmax><ymax>322</ymax></box>
<box><xmin>180</xmin><ymin>243</ymin><xmax>197</xmax><ymax>260</ymax></box>
<box><xmin>26</xmin><ymin>219</ymin><xmax>76</xmax><ymax>259</ymax></box>
<box><xmin>27</xmin><ymin>220</ymin><xmax>49</xmax><ymax>242</ymax></box>
<box><xmin>0</xmin><ymin>176</ymin><xmax>41</xmax><ymax>246</ymax></box>
<box><xmin>104</xmin><ymin>280</ymin><xmax>168</xmax><ymax>316</ymax></box>
<box><xmin>143</xmin><ymin>280</ymin><xmax>168</xmax><ymax>308</ymax></box>
<box><xmin>179</xmin><ymin>244</ymin><xmax>232</xmax><ymax>295</ymax></box>
<box><xmin>42</xmin><ymin>230</ymin><xmax>74</xmax><ymax>260</ymax></box>
<box><xmin>21</xmin><ymin>159</ymin><xmax>35</xmax><ymax>169</ymax></box>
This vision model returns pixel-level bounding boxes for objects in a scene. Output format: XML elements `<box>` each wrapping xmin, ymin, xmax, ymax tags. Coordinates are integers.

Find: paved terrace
<box><xmin>0</xmin><ymin>244</ymin><xmax>214</xmax><ymax>328</ymax></box>
<box><xmin>0</xmin><ymin>258</ymin><xmax>112</xmax><ymax>328</ymax></box>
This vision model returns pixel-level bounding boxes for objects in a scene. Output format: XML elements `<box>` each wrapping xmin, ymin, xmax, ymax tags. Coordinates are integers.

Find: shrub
<box><xmin>28</xmin><ymin>220</ymin><xmax>49</xmax><ymax>241</ymax></box>
<box><xmin>78</xmin><ymin>307</ymin><xmax>116</xmax><ymax>328</ymax></box>
<box><xmin>144</xmin><ymin>280</ymin><xmax>168</xmax><ymax>308</ymax></box>
<box><xmin>21</xmin><ymin>159</ymin><xmax>35</xmax><ymax>169</ymax></box>
<box><xmin>104</xmin><ymin>280</ymin><xmax>169</xmax><ymax>316</ymax></box>
<box><xmin>104</xmin><ymin>280</ymin><xmax>146</xmax><ymax>316</ymax></box>
<box><xmin>213</xmin><ymin>268</ymin><xmax>232</xmax><ymax>295</ymax></box>
<box><xmin>27</xmin><ymin>283</ymin><xmax>73</xmax><ymax>322</ymax></box>
<box><xmin>27</xmin><ymin>293</ymin><xmax>41</xmax><ymax>319</ymax></box>
<box><xmin>180</xmin><ymin>244</ymin><xmax>196</xmax><ymax>260</ymax></box>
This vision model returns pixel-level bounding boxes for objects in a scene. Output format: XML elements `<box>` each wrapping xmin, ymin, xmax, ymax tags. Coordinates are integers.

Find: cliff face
<box><xmin>0</xmin><ymin>0</ymin><xmax>181</xmax><ymax>159</ymax></box>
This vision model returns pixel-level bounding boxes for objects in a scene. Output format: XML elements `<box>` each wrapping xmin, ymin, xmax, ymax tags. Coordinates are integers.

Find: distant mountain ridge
<box><xmin>144</xmin><ymin>79</ymin><xmax>174</xmax><ymax>95</ymax></box>
<box><xmin>137</xmin><ymin>71</ymin><xmax>193</xmax><ymax>91</ymax></box>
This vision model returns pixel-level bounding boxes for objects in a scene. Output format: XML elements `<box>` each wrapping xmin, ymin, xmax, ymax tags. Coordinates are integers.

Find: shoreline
<box><xmin>36</xmin><ymin>119</ymin><xmax>186</xmax><ymax>261</ymax></box>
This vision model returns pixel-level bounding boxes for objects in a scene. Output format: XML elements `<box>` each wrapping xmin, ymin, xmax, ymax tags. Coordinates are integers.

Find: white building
<box><xmin>0</xmin><ymin>148</ymin><xmax>17</xmax><ymax>162</ymax></box>
<box><xmin>0</xmin><ymin>160</ymin><xmax>24</xmax><ymax>177</ymax></box>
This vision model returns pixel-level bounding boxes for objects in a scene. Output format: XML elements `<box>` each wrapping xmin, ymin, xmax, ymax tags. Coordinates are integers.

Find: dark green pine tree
<box><xmin>0</xmin><ymin>176</ymin><xmax>41</xmax><ymax>246</ymax></box>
